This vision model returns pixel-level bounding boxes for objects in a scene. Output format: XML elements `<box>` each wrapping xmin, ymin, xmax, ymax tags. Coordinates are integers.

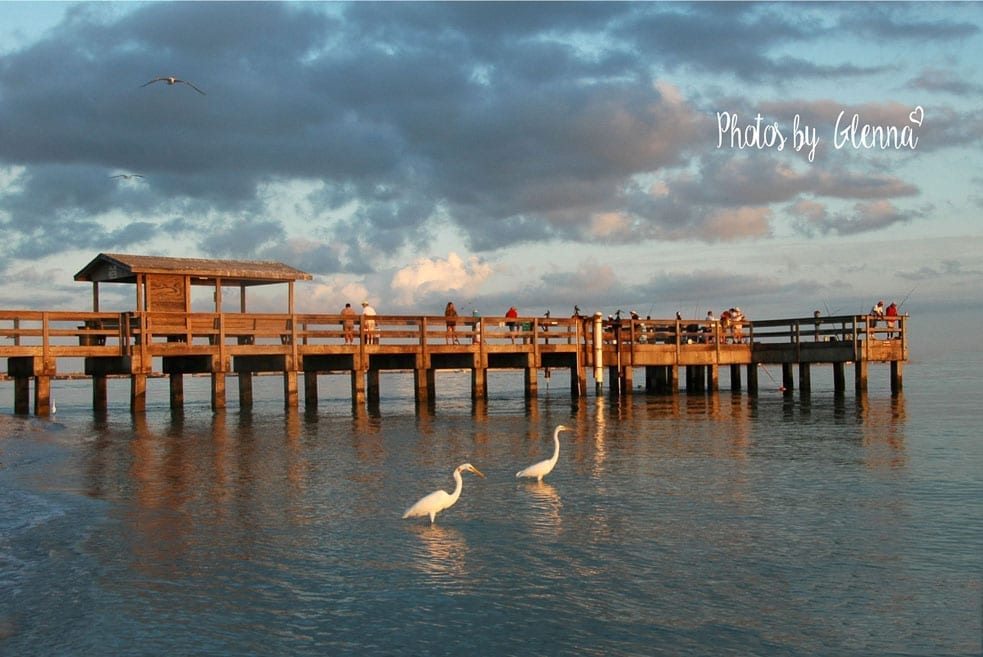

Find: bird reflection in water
<box><xmin>407</xmin><ymin>524</ymin><xmax>469</xmax><ymax>580</ymax></box>
<box><xmin>520</xmin><ymin>481</ymin><xmax>563</xmax><ymax>534</ymax></box>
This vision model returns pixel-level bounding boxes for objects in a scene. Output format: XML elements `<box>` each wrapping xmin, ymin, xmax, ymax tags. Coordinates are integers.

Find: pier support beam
<box><xmin>646</xmin><ymin>365</ymin><xmax>681</xmax><ymax>394</ymax></box>
<box><xmin>730</xmin><ymin>364</ymin><xmax>742</xmax><ymax>391</ymax></box>
<box><xmin>709</xmin><ymin>365</ymin><xmax>719</xmax><ymax>392</ymax></box>
<box><xmin>570</xmin><ymin>366</ymin><xmax>584</xmax><ymax>397</ymax></box>
<box><xmin>621</xmin><ymin>366</ymin><xmax>633</xmax><ymax>393</ymax></box>
<box><xmin>14</xmin><ymin>377</ymin><xmax>29</xmax><ymax>415</ymax></box>
<box><xmin>367</xmin><ymin>369</ymin><xmax>380</xmax><ymax>404</ymax></box>
<box><xmin>239</xmin><ymin>373</ymin><xmax>254</xmax><ymax>408</ymax></box>
<box><xmin>855</xmin><ymin>360</ymin><xmax>868</xmax><ymax>394</ymax></box>
<box><xmin>304</xmin><ymin>372</ymin><xmax>318</xmax><ymax>409</ymax></box>
<box><xmin>782</xmin><ymin>364</ymin><xmax>794</xmax><ymax>393</ymax></box>
<box><xmin>33</xmin><ymin>375</ymin><xmax>52</xmax><ymax>416</ymax></box>
<box><xmin>211</xmin><ymin>372</ymin><xmax>226</xmax><ymax>410</ymax></box>
<box><xmin>426</xmin><ymin>369</ymin><xmax>436</xmax><ymax>401</ymax></box>
<box><xmin>131</xmin><ymin>374</ymin><xmax>147</xmax><ymax>413</ymax></box>
<box><xmin>351</xmin><ymin>370</ymin><xmax>365</xmax><ymax>409</ymax></box>
<box><xmin>799</xmin><ymin>363</ymin><xmax>811</xmax><ymax>394</ymax></box>
<box><xmin>524</xmin><ymin>367</ymin><xmax>538</xmax><ymax>398</ymax></box>
<box><xmin>283</xmin><ymin>371</ymin><xmax>298</xmax><ymax>408</ymax></box>
<box><xmin>890</xmin><ymin>360</ymin><xmax>903</xmax><ymax>395</ymax></box>
<box><xmin>833</xmin><ymin>363</ymin><xmax>845</xmax><ymax>393</ymax></box>
<box><xmin>471</xmin><ymin>367</ymin><xmax>487</xmax><ymax>400</ymax></box>
<box><xmin>413</xmin><ymin>368</ymin><xmax>428</xmax><ymax>404</ymax></box>
<box><xmin>169</xmin><ymin>373</ymin><xmax>184</xmax><ymax>409</ymax></box>
<box><xmin>93</xmin><ymin>374</ymin><xmax>108</xmax><ymax>412</ymax></box>
<box><xmin>746</xmin><ymin>364</ymin><xmax>758</xmax><ymax>395</ymax></box>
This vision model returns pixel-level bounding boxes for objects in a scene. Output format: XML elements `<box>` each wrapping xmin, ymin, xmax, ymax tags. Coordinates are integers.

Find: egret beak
<box><xmin>470</xmin><ymin>466</ymin><xmax>486</xmax><ymax>478</ymax></box>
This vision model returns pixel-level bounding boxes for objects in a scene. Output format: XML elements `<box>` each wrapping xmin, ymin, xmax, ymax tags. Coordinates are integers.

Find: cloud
<box><xmin>0</xmin><ymin>2</ymin><xmax>980</xmax><ymax>317</ymax></box>
<box><xmin>389</xmin><ymin>252</ymin><xmax>493</xmax><ymax>307</ymax></box>
<box><xmin>789</xmin><ymin>199</ymin><xmax>921</xmax><ymax>236</ymax></box>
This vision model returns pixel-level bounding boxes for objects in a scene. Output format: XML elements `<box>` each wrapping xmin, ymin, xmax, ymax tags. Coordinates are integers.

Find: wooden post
<box><xmin>833</xmin><ymin>362</ymin><xmax>845</xmax><ymax>393</ymax></box>
<box><xmin>413</xmin><ymin>368</ymin><xmax>428</xmax><ymax>404</ymax></box>
<box><xmin>350</xmin><ymin>370</ymin><xmax>365</xmax><ymax>409</ymax></box>
<box><xmin>645</xmin><ymin>366</ymin><xmax>658</xmax><ymax>392</ymax></box>
<box><xmin>426</xmin><ymin>369</ymin><xmax>436</xmax><ymax>401</ymax></box>
<box><xmin>608</xmin><ymin>366</ymin><xmax>620</xmax><ymax>394</ymax></box>
<box><xmin>890</xmin><ymin>360</ymin><xmax>903</xmax><ymax>394</ymax></box>
<box><xmin>93</xmin><ymin>374</ymin><xmax>108</xmax><ymax>411</ymax></box>
<box><xmin>471</xmin><ymin>367</ymin><xmax>487</xmax><ymax>400</ymax></box>
<box><xmin>525</xmin><ymin>366</ymin><xmax>538</xmax><ymax>398</ymax></box>
<box><xmin>34</xmin><ymin>375</ymin><xmax>52</xmax><ymax>416</ymax></box>
<box><xmin>668</xmin><ymin>365</ymin><xmax>679</xmax><ymax>394</ymax></box>
<box><xmin>746</xmin><ymin>363</ymin><xmax>758</xmax><ymax>395</ymax></box>
<box><xmin>621</xmin><ymin>365</ymin><xmax>634</xmax><ymax>393</ymax></box>
<box><xmin>367</xmin><ymin>369</ymin><xmax>380</xmax><ymax>404</ymax></box>
<box><xmin>730</xmin><ymin>364</ymin><xmax>742</xmax><ymax>391</ymax></box>
<box><xmin>211</xmin><ymin>372</ymin><xmax>226</xmax><ymax>410</ymax></box>
<box><xmin>304</xmin><ymin>372</ymin><xmax>318</xmax><ymax>409</ymax></box>
<box><xmin>782</xmin><ymin>363</ymin><xmax>794</xmax><ymax>392</ymax></box>
<box><xmin>283</xmin><ymin>371</ymin><xmax>298</xmax><ymax>408</ymax></box>
<box><xmin>239</xmin><ymin>373</ymin><xmax>254</xmax><ymax>407</ymax></box>
<box><xmin>14</xmin><ymin>377</ymin><xmax>29</xmax><ymax>415</ymax></box>
<box><xmin>131</xmin><ymin>374</ymin><xmax>147</xmax><ymax>413</ymax></box>
<box><xmin>709</xmin><ymin>364</ymin><xmax>719</xmax><ymax>392</ymax></box>
<box><xmin>570</xmin><ymin>363</ymin><xmax>584</xmax><ymax>397</ymax></box>
<box><xmin>855</xmin><ymin>360</ymin><xmax>868</xmax><ymax>393</ymax></box>
<box><xmin>169</xmin><ymin>373</ymin><xmax>184</xmax><ymax>409</ymax></box>
<box><xmin>799</xmin><ymin>363</ymin><xmax>811</xmax><ymax>394</ymax></box>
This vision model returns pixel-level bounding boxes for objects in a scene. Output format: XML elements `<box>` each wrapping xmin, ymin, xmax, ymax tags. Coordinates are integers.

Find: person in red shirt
<box><xmin>506</xmin><ymin>306</ymin><xmax>519</xmax><ymax>344</ymax></box>
<box><xmin>885</xmin><ymin>302</ymin><xmax>899</xmax><ymax>339</ymax></box>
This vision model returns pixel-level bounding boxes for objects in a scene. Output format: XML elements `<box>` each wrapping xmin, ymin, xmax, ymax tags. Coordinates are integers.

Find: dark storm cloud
<box><xmin>0</xmin><ymin>2</ymin><xmax>975</xmax><ymax>271</ymax></box>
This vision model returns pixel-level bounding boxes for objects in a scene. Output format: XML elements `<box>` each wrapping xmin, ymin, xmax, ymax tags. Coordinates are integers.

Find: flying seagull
<box><xmin>110</xmin><ymin>173</ymin><xmax>144</xmax><ymax>180</ymax></box>
<box><xmin>141</xmin><ymin>76</ymin><xmax>206</xmax><ymax>95</ymax></box>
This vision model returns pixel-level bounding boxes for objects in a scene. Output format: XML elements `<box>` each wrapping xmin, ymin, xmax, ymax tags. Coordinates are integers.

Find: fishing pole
<box><xmin>758</xmin><ymin>363</ymin><xmax>786</xmax><ymax>391</ymax></box>
<box><xmin>898</xmin><ymin>285</ymin><xmax>916</xmax><ymax>309</ymax></box>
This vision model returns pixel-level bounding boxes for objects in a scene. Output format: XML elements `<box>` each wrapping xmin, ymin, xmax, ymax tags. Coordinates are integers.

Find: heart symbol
<box><xmin>909</xmin><ymin>105</ymin><xmax>924</xmax><ymax>127</ymax></box>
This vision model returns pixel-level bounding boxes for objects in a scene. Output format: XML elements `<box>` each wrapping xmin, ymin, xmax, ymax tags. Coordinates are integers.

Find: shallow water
<box><xmin>1</xmin><ymin>358</ymin><xmax>980</xmax><ymax>656</ymax></box>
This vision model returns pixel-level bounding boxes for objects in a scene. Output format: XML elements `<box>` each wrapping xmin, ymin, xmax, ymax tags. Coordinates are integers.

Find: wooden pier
<box><xmin>2</xmin><ymin>309</ymin><xmax>908</xmax><ymax>415</ymax></box>
<box><xmin>0</xmin><ymin>253</ymin><xmax>908</xmax><ymax>416</ymax></box>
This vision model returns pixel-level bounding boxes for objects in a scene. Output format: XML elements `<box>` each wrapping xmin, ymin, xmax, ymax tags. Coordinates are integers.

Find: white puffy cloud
<box><xmin>390</xmin><ymin>252</ymin><xmax>493</xmax><ymax>307</ymax></box>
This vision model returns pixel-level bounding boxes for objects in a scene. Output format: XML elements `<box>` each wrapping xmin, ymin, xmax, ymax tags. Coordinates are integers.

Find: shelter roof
<box><xmin>74</xmin><ymin>253</ymin><xmax>312</xmax><ymax>287</ymax></box>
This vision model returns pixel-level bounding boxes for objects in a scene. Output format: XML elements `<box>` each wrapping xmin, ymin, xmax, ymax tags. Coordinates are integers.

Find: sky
<box><xmin>1</xmin><ymin>2</ymin><xmax>981</xmax><ymax>353</ymax></box>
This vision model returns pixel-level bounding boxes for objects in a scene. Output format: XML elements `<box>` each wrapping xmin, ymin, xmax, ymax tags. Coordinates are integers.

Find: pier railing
<box><xmin>0</xmin><ymin>310</ymin><xmax>906</xmax><ymax>358</ymax></box>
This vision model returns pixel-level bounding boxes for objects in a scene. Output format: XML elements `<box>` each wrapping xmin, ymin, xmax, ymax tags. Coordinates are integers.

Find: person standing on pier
<box><xmin>731</xmin><ymin>307</ymin><xmax>745</xmax><ymax>343</ymax></box>
<box><xmin>871</xmin><ymin>300</ymin><xmax>885</xmax><ymax>339</ymax></box>
<box><xmin>506</xmin><ymin>305</ymin><xmax>519</xmax><ymax>344</ymax></box>
<box><xmin>704</xmin><ymin>310</ymin><xmax>716</xmax><ymax>344</ymax></box>
<box><xmin>445</xmin><ymin>302</ymin><xmax>460</xmax><ymax>344</ymax></box>
<box><xmin>885</xmin><ymin>302</ymin><xmax>898</xmax><ymax>339</ymax></box>
<box><xmin>341</xmin><ymin>302</ymin><xmax>357</xmax><ymax>344</ymax></box>
<box><xmin>361</xmin><ymin>300</ymin><xmax>377</xmax><ymax>344</ymax></box>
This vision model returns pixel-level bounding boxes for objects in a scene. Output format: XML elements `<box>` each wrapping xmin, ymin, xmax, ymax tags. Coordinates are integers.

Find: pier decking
<box><xmin>2</xmin><ymin>310</ymin><xmax>907</xmax><ymax>415</ymax></box>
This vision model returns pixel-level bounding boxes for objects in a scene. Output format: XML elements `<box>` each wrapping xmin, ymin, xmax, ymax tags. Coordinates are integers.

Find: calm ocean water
<box><xmin>1</xmin><ymin>354</ymin><xmax>980</xmax><ymax>657</ymax></box>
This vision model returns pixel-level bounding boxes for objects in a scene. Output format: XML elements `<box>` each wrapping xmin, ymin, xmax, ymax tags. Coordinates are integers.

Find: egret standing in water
<box><xmin>516</xmin><ymin>424</ymin><xmax>573</xmax><ymax>482</ymax></box>
<box><xmin>403</xmin><ymin>463</ymin><xmax>485</xmax><ymax>524</ymax></box>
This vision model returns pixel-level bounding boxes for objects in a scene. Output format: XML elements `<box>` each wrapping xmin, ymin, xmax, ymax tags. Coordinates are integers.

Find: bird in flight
<box><xmin>141</xmin><ymin>76</ymin><xmax>206</xmax><ymax>95</ymax></box>
<box><xmin>110</xmin><ymin>173</ymin><xmax>144</xmax><ymax>180</ymax></box>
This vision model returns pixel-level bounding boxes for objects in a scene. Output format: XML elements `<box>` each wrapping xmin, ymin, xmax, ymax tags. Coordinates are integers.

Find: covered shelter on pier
<box><xmin>73</xmin><ymin>252</ymin><xmax>313</xmax><ymax>314</ymax></box>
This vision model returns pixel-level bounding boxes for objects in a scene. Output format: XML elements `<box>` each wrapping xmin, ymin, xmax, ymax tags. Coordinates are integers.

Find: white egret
<box><xmin>516</xmin><ymin>424</ymin><xmax>572</xmax><ymax>482</ymax></box>
<box><xmin>403</xmin><ymin>463</ymin><xmax>485</xmax><ymax>524</ymax></box>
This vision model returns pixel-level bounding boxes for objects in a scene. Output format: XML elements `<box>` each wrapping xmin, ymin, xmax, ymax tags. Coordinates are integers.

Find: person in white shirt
<box><xmin>361</xmin><ymin>301</ymin><xmax>377</xmax><ymax>344</ymax></box>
